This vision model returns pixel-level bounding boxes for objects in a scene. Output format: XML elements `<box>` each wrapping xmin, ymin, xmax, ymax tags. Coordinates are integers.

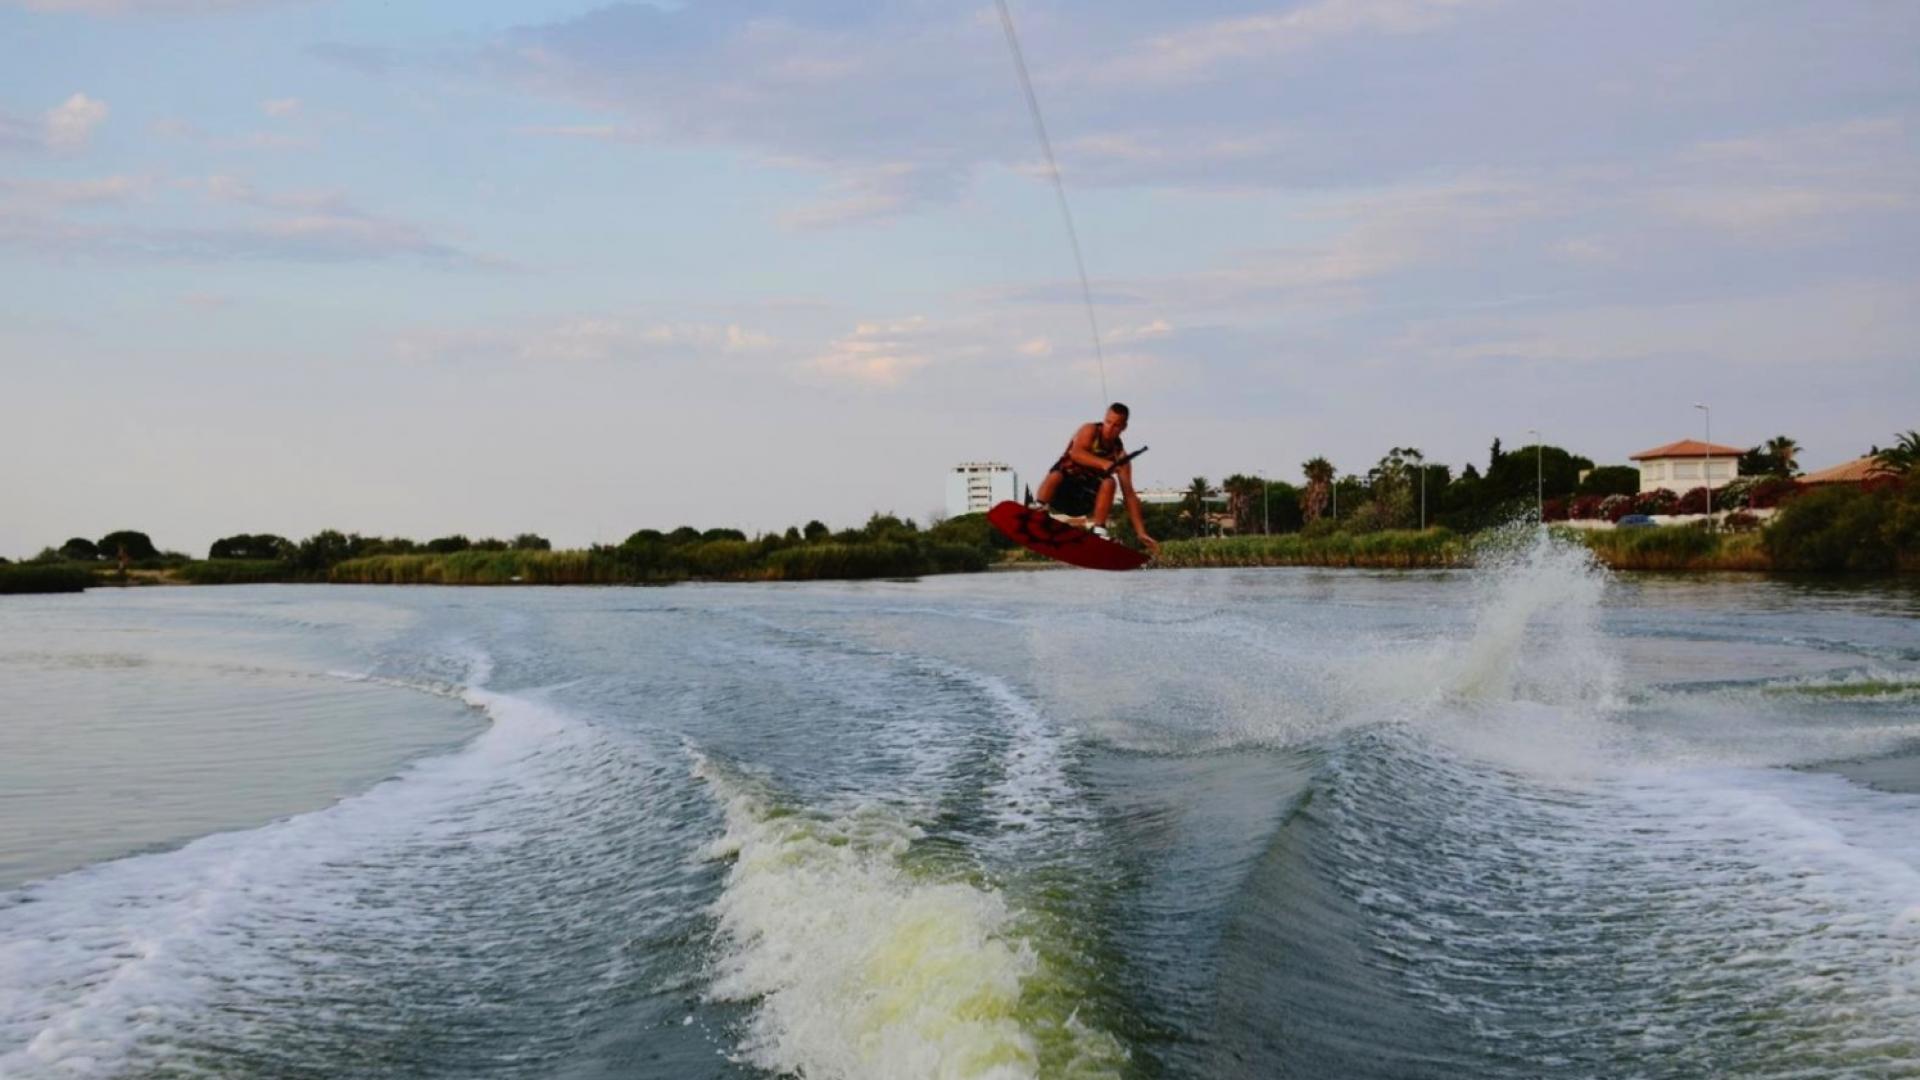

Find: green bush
<box><xmin>1765</xmin><ymin>477</ymin><xmax>1918</xmax><ymax>572</ymax></box>
<box><xmin>174</xmin><ymin>560</ymin><xmax>294</xmax><ymax>584</ymax></box>
<box><xmin>0</xmin><ymin>565</ymin><xmax>93</xmax><ymax>594</ymax></box>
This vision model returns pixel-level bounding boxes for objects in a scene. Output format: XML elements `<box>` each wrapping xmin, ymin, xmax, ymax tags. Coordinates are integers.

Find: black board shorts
<box><xmin>1048</xmin><ymin>469</ymin><xmax>1103</xmax><ymax>517</ymax></box>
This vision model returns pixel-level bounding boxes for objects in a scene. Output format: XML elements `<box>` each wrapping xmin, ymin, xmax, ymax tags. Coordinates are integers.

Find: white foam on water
<box><xmin>693</xmin><ymin>756</ymin><xmax>1124</xmax><ymax>1080</ymax></box>
<box><xmin>0</xmin><ymin>662</ymin><xmax>604</xmax><ymax>1079</ymax></box>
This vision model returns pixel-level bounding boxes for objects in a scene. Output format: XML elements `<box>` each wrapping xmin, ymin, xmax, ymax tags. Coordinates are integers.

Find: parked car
<box><xmin>1616</xmin><ymin>514</ymin><xmax>1657</xmax><ymax>528</ymax></box>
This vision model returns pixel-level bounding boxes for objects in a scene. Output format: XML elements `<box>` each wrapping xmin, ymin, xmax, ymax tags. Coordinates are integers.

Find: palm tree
<box><xmin>1222</xmin><ymin>474</ymin><xmax>1265</xmax><ymax>534</ymax></box>
<box><xmin>1872</xmin><ymin>431</ymin><xmax>1920</xmax><ymax>476</ymax></box>
<box><xmin>1301</xmin><ymin>457</ymin><xmax>1334</xmax><ymax>523</ymax></box>
<box><xmin>1181</xmin><ymin>476</ymin><xmax>1214</xmax><ymax>538</ymax></box>
<box><xmin>1764</xmin><ymin>435</ymin><xmax>1802</xmax><ymax>477</ymax></box>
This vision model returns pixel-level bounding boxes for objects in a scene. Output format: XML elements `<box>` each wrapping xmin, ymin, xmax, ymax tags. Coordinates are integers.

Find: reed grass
<box><xmin>1572</xmin><ymin>527</ymin><xmax>1771</xmax><ymax>571</ymax></box>
<box><xmin>762</xmin><ymin>541</ymin><xmax>985</xmax><ymax>580</ymax></box>
<box><xmin>0</xmin><ymin>565</ymin><xmax>94</xmax><ymax>594</ymax></box>
<box><xmin>328</xmin><ymin>550</ymin><xmax>663</xmax><ymax>585</ymax></box>
<box><xmin>172</xmin><ymin>560</ymin><xmax>295</xmax><ymax>585</ymax></box>
<box><xmin>1153</xmin><ymin>529</ymin><xmax>1465</xmax><ymax>569</ymax></box>
<box><xmin>326</xmin><ymin>540</ymin><xmax>988</xmax><ymax>585</ymax></box>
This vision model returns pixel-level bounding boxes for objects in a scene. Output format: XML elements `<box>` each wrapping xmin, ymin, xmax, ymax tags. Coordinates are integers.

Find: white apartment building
<box><xmin>946</xmin><ymin>462</ymin><xmax>1021</xmax><ymax>518</ymax></box>
<box><xmin>1629</xmin><ymin>439</ymin><xmax>1745</xmax><ymax>493</ymax></box>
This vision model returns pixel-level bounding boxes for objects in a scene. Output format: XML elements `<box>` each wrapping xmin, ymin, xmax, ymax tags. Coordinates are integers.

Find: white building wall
<box><xmin>946</xmin><ymin>463</ymin><xmax>1020</xmax><ymax>518</ymax></box>
<box><xmin>1638</xmin><ymin>456</ymin><xmax>1738</xmax><ymax>493</ymax></box>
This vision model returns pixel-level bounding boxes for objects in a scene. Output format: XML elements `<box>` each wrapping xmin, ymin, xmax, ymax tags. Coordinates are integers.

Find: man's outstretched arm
<box><xmin>1117</xmin><ymin>466</ymin><xmax>1159</xmax><ymax>556</ymax></box>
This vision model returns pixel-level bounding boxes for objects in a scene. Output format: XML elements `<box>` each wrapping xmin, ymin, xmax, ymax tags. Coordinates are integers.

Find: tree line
<box><xmin>1113</xmin><ymin>432</ymin><xmax>1917</xmax><ymax>544</ymax></box>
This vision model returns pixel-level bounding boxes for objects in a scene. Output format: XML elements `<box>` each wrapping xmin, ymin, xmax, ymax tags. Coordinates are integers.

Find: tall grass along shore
<box><xmin>1155</xmin><ymin>529</ymin><xmax>1465</xmax><ymax>569</ymax></box>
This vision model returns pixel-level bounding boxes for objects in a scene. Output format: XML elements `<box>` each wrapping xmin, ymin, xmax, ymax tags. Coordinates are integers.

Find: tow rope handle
<box><xmin>1103</xmin><ymin>446</ymin><xmax>1148</xmax><ymax>476</ymax></box>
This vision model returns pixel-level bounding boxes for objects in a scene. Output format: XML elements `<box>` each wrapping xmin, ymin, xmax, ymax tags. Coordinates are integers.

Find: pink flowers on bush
<box><xmin>1634</xmin><ymin>488</ymin><xmax>1680</xmax><ymax>515</ymax></box>
<box><xmin>1569</xmin><ymin>494</ymin><xmax>1607</xmax><ymax>519</ymax></box>
<box><xmin>1601</xmin><ymin>494</ymin><xmax>1634</xmax><ymax>522</ymax></box>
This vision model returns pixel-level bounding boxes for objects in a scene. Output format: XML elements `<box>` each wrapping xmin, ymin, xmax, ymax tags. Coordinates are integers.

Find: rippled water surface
<box><xmin>3</xmin><ymin>544</ymin><xmax>1918</xmax><ymax>1079</ymax></box>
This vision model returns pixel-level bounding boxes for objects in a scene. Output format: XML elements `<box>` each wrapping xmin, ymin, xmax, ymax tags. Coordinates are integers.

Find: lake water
<box><xmin>3</xmin><ymin>535</ymin><xmax>1918</xmax><ymax>1079</ymax></box>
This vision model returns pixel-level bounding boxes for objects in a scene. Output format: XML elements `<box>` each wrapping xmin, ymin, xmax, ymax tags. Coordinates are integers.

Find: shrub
<box><xmin>1634</xmin><ymin>488</ymin><xmax>1679</xmax><ymax>515</ymax></box>
<box><xmin>1750</xmin><ymin>477</ymin><xmax>1801</xmax><ymax>510</ymax></box>
<box><xmin>764</xmin><ymin>542</ymin><xmax>925</xmax><ymax>580</ymax></box>
<box><xmin>1543</xmin><ymin>497</ymin><xmax>1570</xmax><ymax>522</ymax></box>
<box><xmin>1722</xmin><ymin>511</ymin><xmax>1761</xmax><ymax>533</ymax></box>
<box><xmin>1764</xmin><ymin>478</ymin><xmax>1916</xmax><ymax>572</ymax></box>
<box><xmin>1570</xmin><ymin>494</ymin><xmax>1606</xmax><ymax>520</ymax></box>
<box><xmin>174</xmin><ymin>560</ymin><xmax>293</xmax><ymax>584</ymax></box>
<box><xmin>0</xmin><ymin>565</ymin><xmax>93</xmax><ymax>594</ymax></box>
<box><xmin>1676</xmin><ymin>487</ymin><xmax>1716</xmax><ymax>516</ymax></box>
<box><xmin>1601</xmin><ymin>494</ymin><xmax>1634</xmax><ymax>522</ymax></box>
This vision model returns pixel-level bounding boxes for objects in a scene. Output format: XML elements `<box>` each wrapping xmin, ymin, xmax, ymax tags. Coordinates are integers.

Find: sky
<box><xmin>2</xmin><ymin>0</ymin><xmax>1916</xmax><ymax>556</ymax></box>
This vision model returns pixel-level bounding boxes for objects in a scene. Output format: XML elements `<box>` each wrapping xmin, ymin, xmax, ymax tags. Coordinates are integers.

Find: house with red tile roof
<box><xmin>1629</xmin><ymin>439</ymin><xmax>1746</xmax><ymax>495</ymax></box>
<box><xmin>1801</xmin><ymin>455</ymin><xmax>1895</xmax><ymax>485</ymax></box>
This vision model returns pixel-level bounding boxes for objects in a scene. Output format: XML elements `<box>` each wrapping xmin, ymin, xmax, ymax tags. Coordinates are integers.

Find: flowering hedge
<box><xmin>1678</xmin><ymin>487</ymin><xmax>1717</xmax><ymax>515</ymax></box>
<box><xmin>1601</xmin><ymin>494</ymin><xmax>1634</xmax><ymax>522</ymax></box>
<box><xmin>1634</xmin><ymin>488</ymin><xmax>1680</xmax><ymax>515</ymax></box>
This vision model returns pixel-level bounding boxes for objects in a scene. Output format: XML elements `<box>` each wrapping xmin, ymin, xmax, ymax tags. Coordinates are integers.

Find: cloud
<box><xmin>1090</xmin><ymin>0</ymin><xmax>1500</xmax><ymax>84</ymax></box>
<box><xmin>457</xmin><ymin>0</ymin><xmax>1920</xmax><ymax>227</ymax></box>
<box><xmin>1392</xmin><ymin>279</ymin><xmax>1920</xmax><ymax>369</ymax></box>
<box><xmin>5</xmin><ymin>0</ymin><xmax>303</xmax><ymax>13</ymax></box>
<box><xmin>809</xmin><ymin>317</ymin><xmax>936</xmax><ymax>386</ymax></box>
<box><xmin>1107</xmin><ymin>318</ymin><xmax>1172</xmax><ymax>342</ymax></box>
<box><xmin>0</xmin><ymin>174</ymin><xmax>147</xmax><ymax>208</ymax></box>
<box><xmin>0</xmin><ymin>171</ymin><xmax>485</xmax><ymax>263</ymax></box>
<box><xmin>1647</xmin><ymin>115</ymin><xmax>1917</xmax><ymax>235</ymax></box>
<box><xmin>396</xmin><ymin>316</ymin><xmax>778</xmax><ymax>366</ymax></box>
<box><xmin>776</xmin><ymin>161</ymin><xmax>963</xmax><ymax>229</ymax></box>
<box><xmin>151</xmin><ymin>115</ymin><xmax>313</xmax><ymax>150</ymax></box>
<box><xmin>45</xmin><ymin>93</ymin><xmax>108</xmax><ymax>150</ymax></box>
<box><xmin>1016</xmin><ymin>336</ymin><xmax>1052</xmax><ymax>357</ymax></box>
<box><xmin>260</xmin><ymin>97</ymin><xmax>301</xmax><ymax>118</ymax></box>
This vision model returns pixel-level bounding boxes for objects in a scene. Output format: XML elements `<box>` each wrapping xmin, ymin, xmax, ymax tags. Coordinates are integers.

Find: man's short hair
<box><xmin>1108</xmin><ymin>402</ymin><xmax>1130</xmax><ymax>419</ymax></box>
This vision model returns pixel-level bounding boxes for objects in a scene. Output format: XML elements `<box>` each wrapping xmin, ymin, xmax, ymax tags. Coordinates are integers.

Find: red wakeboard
<box><xmin>988</xmin><ymin>501</ymin><xmax>1150</xmax><ymax>571</ymax></box>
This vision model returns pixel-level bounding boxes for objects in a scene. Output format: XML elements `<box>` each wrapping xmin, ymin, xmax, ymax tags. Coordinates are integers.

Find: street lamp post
<box><xmin>1527</xmin><ymin>429</ymin><xmax>1543</xmax><ymax>523</ymax></box>
<box><xmin>1411</xmin><ymin>448</ymin><xmax>1426</xmax><ymax>531</ymax></box>
<box><xmin>1693</xmin><ymin>402</ymin><xmax>1712</xmax><ymax>521</ymax></box>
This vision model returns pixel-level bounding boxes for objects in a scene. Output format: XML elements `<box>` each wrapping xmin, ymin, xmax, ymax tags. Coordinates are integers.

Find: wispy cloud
<box><xmin>5</xmin><ymin>0</ymin><xmax>304</xmax><ymax>14</ymax></box>
<box><xmin>808</xmin><ymin>317</ymin><xmax>936</xmax><ymax>386</ymax></box>
<box><xmin>396</xmin><ymin>316</ymin><xmax>777</xmax><ymax>366</ymax></box>
<box><xmin>1089</xmin><ymin>0</ymin><xmax>1500</xmax><ymax>84</ymax></box>
<box><xmin>0</xmin><ymin>170</ymin><xmax>486</xmax><ymax>263</ymax></box>
<box><xmin>0</xmin><ymin>174</ymin><xmax>147</xmax><ymax>208</ymax></box>
<box><xmin>259</xmin><ymin>97</ymin><xmax>301</xmax><ymax>118</ymax></box>
<box><xmin>44</xmin><ymin>93</ymin><xmax>108</xmax><ymax>150</ymax></box>
<box><xmin>151</xmin><ymin>115</ymin><xmax>313</xmax><ymax>150</ymax></box>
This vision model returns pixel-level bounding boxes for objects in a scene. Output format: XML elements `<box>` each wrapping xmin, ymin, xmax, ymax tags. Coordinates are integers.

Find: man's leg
<box><xmin>1033</xmin><ymin>470</ymin><xmax>1061</xmax><ymax>508</ymax></box>
<box><xmin>1090</xmin><ymin>478</ymin><xmax>1118</xmax><ymax>528</ymax></box>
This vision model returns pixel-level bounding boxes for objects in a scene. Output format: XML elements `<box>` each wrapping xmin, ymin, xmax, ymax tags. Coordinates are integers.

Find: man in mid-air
<box><xmin>1033</xmin><ymin>402</ymin><xmax>1159</xmax><ymax>556</ymax></box>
